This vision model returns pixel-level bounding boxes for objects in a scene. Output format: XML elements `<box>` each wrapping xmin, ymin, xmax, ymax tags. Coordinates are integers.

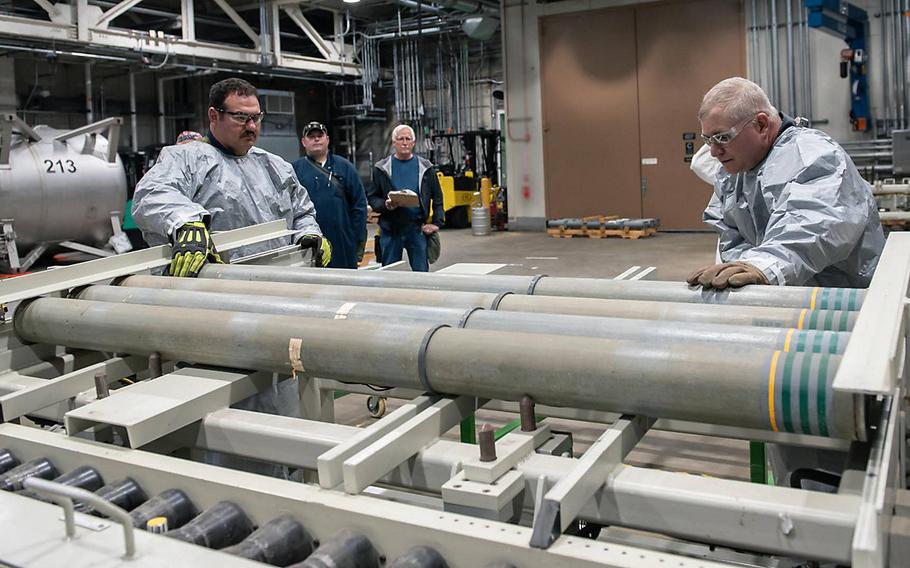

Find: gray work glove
<box><xmin>687</xmin><ymin>261</ymin><xmax>769</xmax><ymax>290</ymax></box>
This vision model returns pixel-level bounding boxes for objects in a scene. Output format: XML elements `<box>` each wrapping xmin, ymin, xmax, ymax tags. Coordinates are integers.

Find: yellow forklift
<box><xmin>431</xmin><ymin>129</ymin><xmax>504</xmax><ymax>228</ymax></box>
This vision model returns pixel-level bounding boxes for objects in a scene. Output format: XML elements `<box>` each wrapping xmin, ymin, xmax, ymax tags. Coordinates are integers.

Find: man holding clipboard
<box><xmin>367</xmin><ymin>124</ymin><xmax>445</xmax><ymax>271</ymax></box>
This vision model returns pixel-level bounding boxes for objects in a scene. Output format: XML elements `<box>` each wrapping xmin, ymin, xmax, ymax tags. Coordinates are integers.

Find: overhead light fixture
<box><xmin>343</xmin><ymin>0</ymin><xmax>360</xmax><ymax>4</ymax></box>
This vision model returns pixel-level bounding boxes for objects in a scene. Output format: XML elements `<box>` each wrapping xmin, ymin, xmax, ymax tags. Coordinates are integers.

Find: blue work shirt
<box><xmin>292</xmin><ymin>153</ymin><xmax>368</xmax><ymax>269</ymax></box>
<box><xmin>391</xmin><ymin>156</ymin><xmax>423</xmax><ymax>223</ymax></box>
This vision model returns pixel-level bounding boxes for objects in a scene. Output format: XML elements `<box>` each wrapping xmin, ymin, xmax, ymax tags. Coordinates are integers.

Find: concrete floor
<box><xmin>429</xmin><ymin>228</ymin><xmax>718</xmax><ymax>281</ymax></box>
<box><xmin>340</xmin><ymin>229</ymin><xmax>754</xmax><ymax>482</ymax></box>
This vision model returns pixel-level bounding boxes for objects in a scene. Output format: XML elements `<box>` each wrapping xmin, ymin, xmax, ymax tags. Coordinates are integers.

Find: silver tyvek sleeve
<box><xmin>703</xmin><ymin>190</ymin><xmax>754</xmax><ymax>260</ymax></box>
<box><xmin>287</xmin><ymin>173</ymin><xmax>322</xmax><ymax>242</ymax></box>
<box><xmin>131</xmin><ymin>145</ymin><xmax>209</xmax><ymax>244</ymax></box>
<box><xmin>735</xmin><ymin>161</ymin><xmax>870</xmax><ymax>286</ymax></box>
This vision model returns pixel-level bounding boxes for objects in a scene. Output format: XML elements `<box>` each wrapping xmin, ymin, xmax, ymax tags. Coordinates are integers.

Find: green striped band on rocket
<box><xmin>774</xmin><ymin>329</ymin><xmax>849</xmax><ymax>354</ymax></box>
<box><xmin>808</xmin><ymin>286</ymin><xmax>864</xmax><ymax>312</ymax></box>
<box><xmin>761</xmin><ymin>351</ymin><xmax>847</xmax><ymax>438</ymax></box>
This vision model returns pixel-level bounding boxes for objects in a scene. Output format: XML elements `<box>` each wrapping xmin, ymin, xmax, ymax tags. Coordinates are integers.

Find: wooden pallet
<box><xmin>547</xmin><ymin>226</ymin><xmax>657</xmax><ymax>240</ymax></box>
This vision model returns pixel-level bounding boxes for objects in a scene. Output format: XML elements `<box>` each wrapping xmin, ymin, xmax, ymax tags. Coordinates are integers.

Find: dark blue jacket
<box><xmin>368</xmin><ymin>155</ymin><xmax>445</xmax><ymax>232</ymax></box>
<box><xmin>292</xmin><ymin>153</ymin><xmax>367</xmax><ymax>269</ymax></box>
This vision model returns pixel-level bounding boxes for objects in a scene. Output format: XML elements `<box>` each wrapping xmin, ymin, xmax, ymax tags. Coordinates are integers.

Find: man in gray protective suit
<box><xmin>133</xmin><ymin>77</ymin><xmax>331</xmax><ymax>275</ymax></box>
<box><xmin>132</xmin><ymin>77</ymin><xmax>327</xmax><ymax>474</ymax></box>
<box><xmin>687</xmin><ymin>76</ymin><xmax>884</xmax><ymax>290</ymax></box>
<box><xmin>688</xmin><ymin>77</ymin><xmax>885</xmax><ymax>493</ymax></box>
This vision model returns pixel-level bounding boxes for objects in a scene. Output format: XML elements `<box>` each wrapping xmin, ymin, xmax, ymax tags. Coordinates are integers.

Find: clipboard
<box><xmin>388</xmin><ymin>190</ymin><xmax>419</xmax><ymax>208</ymax></box>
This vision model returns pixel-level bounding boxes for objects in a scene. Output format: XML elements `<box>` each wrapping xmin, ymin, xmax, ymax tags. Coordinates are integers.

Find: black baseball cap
<box><xmin>303</xmin><ymin>121</ymin><xmax>328</xmax><ymax>136</ymax></box>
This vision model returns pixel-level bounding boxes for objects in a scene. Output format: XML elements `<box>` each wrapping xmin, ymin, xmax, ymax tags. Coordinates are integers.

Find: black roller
<box><xmin>130</xmin><ymin>488</ymin><xmax>197</xmax><ymax>530</ymax></box>
<box><xmin>288</xmin><ymin>529</ymin><xmax>380</xmax><ymax>568</ymax></box>
<box><xmin>222</xmin><ymin>514</ymin><xmax>314</xmax><ymax>566</ymax></box>
<box><xmin>388</xmin><ymin>546</ymin><xmax>448</xmax><ymax>568</ymax></box>
<box><xmin>18</xmin><ymin>465</ymin><xmax>104</xmax><ymax>502</ymax></box>
<box><xmin>0</xmin><ymin>457</ymin><xmax>58</xmax><ymax>491</ymax></box>
<box><xmin>74</xmin><ymin>477</ymin><xmax>148</xmax><ymax>515</ymax></box>
<box><xmin>166</xmin><ymin>501</ymin><xmax>254</xmax><ymax>549</ymax></box>
<box><xmin>0</xmin><ymin>449</ymin><xmax>19</xmax><ymax>474</ymax></box>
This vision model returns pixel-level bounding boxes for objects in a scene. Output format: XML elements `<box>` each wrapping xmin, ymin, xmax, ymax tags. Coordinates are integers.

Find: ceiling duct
<box><xmin>397</xmin><ymin>0</ymin><xmax>498</xmax><ymax>17</ymax></box>
<box><xmin>461</xmin><ymin>15</ymin><xmax>499</xmax><ymax>40</ymax></box>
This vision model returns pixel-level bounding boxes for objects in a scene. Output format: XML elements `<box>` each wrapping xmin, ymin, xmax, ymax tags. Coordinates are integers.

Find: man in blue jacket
<box><xmin>292</xmin><ymin>121</ymin><xmax>368</xmax><ymax>269</ymax></box>
<box><xmin>367</xmin><ymin>124</ymin><xmax>445</xmax><ymax>271</ymax></box>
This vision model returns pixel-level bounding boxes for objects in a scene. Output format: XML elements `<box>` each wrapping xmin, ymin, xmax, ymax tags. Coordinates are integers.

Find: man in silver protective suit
<box><xmin>133</xmin><ymin>77</ymin><xmax>331</xmax><ymax>276</ymax></box>
<box><xmin>132</xmin><ymin>78</ymin><xmax>329</xmax><ymax>475</ymax></box>
<box><xmin>688</xmin><ymin>77</ymin><xmax>885</xmax><ymax>494</ymax></box>
<box><xmin>687</xmin><ymin>77</ymin><xmax>884</xmax><ymax>291</ymax></box>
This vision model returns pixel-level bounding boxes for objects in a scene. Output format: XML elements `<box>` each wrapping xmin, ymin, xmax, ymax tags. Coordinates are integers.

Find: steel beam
<box><xmin>530</xmin><ymin>415</ymin><xmax>653</xmax><ymax>549</ymax></box>
<box><xmin>851</xmin><ymin>392</ymin><xmax>902</xmax><ymax>565</ymax></box>
<box><xmin>64</xmin><ymin>367</ymin><xmax>278</xmax><ymax>447</ymax></box>
<box><xmin>833</xmin><ymin>232</ymin><xmax>910</xmax><ymax>394</ymax></box>
<box><xmin>318</xmin><ymin>394</ymin><xmax>438</xmax><ymax>488</ymax></box>
<box><xmin>0</xmin><ymin>355</ymin><xmax>145</xmax><ymax>422</ymax></box>
<box><xmin>0</xmin><ymin>14</ymin><xmax>362</xmax><ymax>77</ymax></box>
<box><xmin>0</xmin><ymin>220</ymin><xmax>292</xmax><ymax>305</ymax></box>
<box><xmin>342</xmin><ymin>396</ymin><xmax>481</xmax><ymax>494</ymax></box>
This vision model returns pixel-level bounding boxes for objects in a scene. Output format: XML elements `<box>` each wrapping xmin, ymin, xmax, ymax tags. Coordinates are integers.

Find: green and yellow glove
<box><xmin>169</xmin><ymin>221</ymin><xmax>222</xmax><ymax>278</ymax></box>
<box><xmin>298</xmin><ymin>234</ymin><xmax>332</xmax><ymax>267</ymax></box>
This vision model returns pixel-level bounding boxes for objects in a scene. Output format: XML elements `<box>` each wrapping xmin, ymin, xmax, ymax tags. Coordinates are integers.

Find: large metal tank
<box><xmin>0</xmin><ymin>116</ymin><xmax>127</xmax><ymax>248</ymax></box>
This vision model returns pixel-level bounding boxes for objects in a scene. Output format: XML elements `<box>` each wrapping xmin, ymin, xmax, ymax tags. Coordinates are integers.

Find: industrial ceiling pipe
<box><xmin>119</xmin><ymin>275</ymin><xmax>858</xmax><ymax>331</ymax></box>
<box><xmin>78</xmin><ymin>285</ymin><xmax>851</xmax><ymax>354</ymax></box>
<box><xmin>197</xmin><ymin>264</ymin><xmax>866</xmax><ymax>311</ymax></box>
<box><xmin>13</xmin><ymin>298</ymin><xmax>860</xmax><ymax>439</ymax></box>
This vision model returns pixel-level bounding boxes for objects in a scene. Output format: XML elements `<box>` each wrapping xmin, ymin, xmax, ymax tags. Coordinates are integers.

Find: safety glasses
<box><xmin>701</xmin><ymin>115</ymin><xmax>757</xmax><ymax>147</ymax></box>
<box><xmin>216</xmin><ymin>108</ymin><xmax>266</xmax><ymax>125</ymax></box>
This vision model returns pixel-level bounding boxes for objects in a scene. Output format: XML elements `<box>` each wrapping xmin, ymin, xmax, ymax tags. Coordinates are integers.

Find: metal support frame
<box><xmin>211</xmin><ymin>0</ymin><xmax>259</xmax><ymax>49</ymax></box>
<box><xmin>530</xmin><ymin>415</ymin><xmax>653</xmax><ymax>549</ymax></box>
<box><xmin>342</xmin><ymin>395</ymin><xmax>482</xmax><ymax>494</ymax></box>
<box><xmin>318</xmin><ymin>394</ymin><xmax>438</xmax><ymax>488</ymax></box>
<box><xmin>0</xmin><ymin>6</ymin><xmax>362</xmax><ymax>78</ymax></box>
<box><xmin>64</xmin><ymin>367</ymin><xmax>280</xmax><ymax>447</ymax></box>
<box><xmin>0</xmin><ymin>420</ymin><xmax>872</xmax><ymax>565</ymax></box>
<box><xmin>282</xmin><ymin>5</ymin><xmax>342</xmax><ymax>60</ymax></box>
<box><xmin>1</xmin><ymin>113</ymin><xmax>42</xmax><ymax>167</ymax></box>
<box><xmin>0</xmin><ymin>355</ymin><xmax>145</xmax><ymax>423</ymax></box>
<box><xmin>834</xmin><ymin>232</ymin><xmax>910</xmax><ymax>393</ymax></box>
<box><xmin>0</xmin><ymin>220</ymin><xmax>294</xmax><ymax>305</ymax></box>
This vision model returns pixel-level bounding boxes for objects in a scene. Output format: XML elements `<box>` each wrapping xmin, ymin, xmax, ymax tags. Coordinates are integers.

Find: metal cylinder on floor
<box><xmin>13</xmin><ymin>298</ymin><xmax>859</xmax><ymax>439</ymax></box>
<box><xmin>471</xmin><ymin>205</ymin><xmax>491</xmax><ymax>236</ymax></box>
<box><xmin>118</xmin><ymin>275</ymin><xmax>857</xmax><ymax>331</ymax></box>
<box><xmin>198</xmin><ymin>264</ymin><xmax>865</xmax><ymax>311</ymax></box>
<box><xmin>78</xmin><ymin>285</ymin><xmax>851</xmax><ymax>354</ymax></box>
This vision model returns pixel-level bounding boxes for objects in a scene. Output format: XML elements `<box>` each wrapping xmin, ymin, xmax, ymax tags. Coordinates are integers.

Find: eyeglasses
<box><xmin>701</xmin><ymin>115</ymin><xmax>757</xmax><ymax>147</ymax></box>
<box><xmin>216</xmin><ymin>108</ymin><xmax>266</xmax><ymax>125</ymax></box>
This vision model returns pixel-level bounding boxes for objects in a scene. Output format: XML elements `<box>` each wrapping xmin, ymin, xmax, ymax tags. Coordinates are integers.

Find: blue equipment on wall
<box><xmin>805</xmin><ymin>0</ymin><xmax>870</xmax><ymax>131</ymax></box>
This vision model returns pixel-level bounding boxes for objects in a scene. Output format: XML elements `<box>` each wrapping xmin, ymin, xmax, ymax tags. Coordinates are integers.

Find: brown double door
<box><xmin>540</xmin><ymin>0</ymin><xmax>745</xmax><ymax>230</ymax></box>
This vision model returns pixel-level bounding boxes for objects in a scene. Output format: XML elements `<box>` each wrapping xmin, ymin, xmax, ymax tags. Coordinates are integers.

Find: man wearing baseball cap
<box><xmin>292</xmin><ymin>121</ymin><xmax>367</xmax><ymax>268</ymax></box>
